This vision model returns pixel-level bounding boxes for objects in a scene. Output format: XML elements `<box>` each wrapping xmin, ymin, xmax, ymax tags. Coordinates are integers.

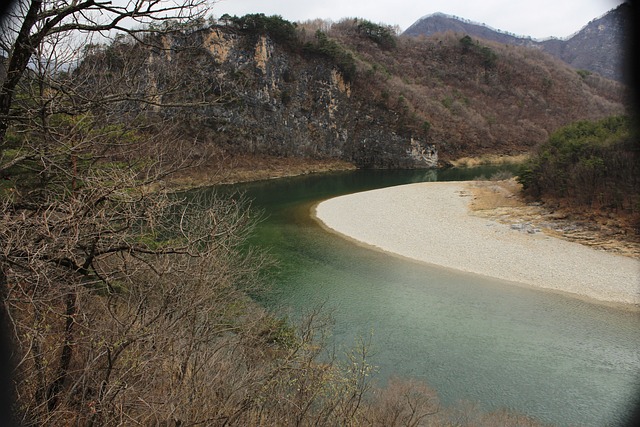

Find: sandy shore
<box><xmin>314</xmin><ymin>181</ymin><xmax>640</xmax><ymax>306</ymax></box>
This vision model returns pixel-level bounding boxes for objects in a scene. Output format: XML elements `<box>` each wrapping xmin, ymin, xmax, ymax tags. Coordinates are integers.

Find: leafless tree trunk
<box><xmin>0</xmin><ymin>0</ymin><xmax>208</xmax><ymax>152</ymax></box>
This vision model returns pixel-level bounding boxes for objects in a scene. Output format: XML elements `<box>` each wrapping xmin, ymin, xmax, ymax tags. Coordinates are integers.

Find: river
<box><xmin>198</xmin><ymin>167</ymin><xmax>640</xmax><ymax>427</ymax></box>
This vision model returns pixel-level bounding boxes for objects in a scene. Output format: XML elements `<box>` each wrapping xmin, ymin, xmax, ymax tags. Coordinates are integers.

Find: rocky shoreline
<box><xmin>467</xmin><ymin>179</ymin><xmax>640</xmax><ymax>259</ymax></box>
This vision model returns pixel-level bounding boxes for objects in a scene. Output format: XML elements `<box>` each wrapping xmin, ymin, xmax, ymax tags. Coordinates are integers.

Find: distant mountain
<box><xmin>403</xmin><ymin>12</ymin><xmax>539</xmax><ymax>47</ymax></box>
<box><xmin>403</xmin><ymin>4</ymin><xmax>630</xmax><ymax>81</ymax></box>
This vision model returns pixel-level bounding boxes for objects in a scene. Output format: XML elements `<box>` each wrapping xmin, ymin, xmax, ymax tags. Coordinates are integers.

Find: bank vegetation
<box><xmin>518</xmin><ymin>116</ymin><xmax>639</xmax><ymax>238</ymax></box>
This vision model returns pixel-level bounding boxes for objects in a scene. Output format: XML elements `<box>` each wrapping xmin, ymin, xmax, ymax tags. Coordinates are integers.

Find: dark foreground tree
<box><xmin>0</xmin><ymin>0</ymin><xmax>209</xmax><ymax>148</ymax></box>
<box><xmin>0</xmin><ymin>1</ymin><xmax>279</xmax><ymax>424</ymax></box>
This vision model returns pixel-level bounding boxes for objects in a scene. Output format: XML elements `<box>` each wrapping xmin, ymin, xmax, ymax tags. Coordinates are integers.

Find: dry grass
<box><xmin>467</xmin><ymin>179</ymin><xmax>640</xmax><ymax>259</ymax></box>
<box><xmin>467</xmin><ymin>178</ymin><xmax>526</xmax><ymax>211</ymax></box>
<box><xmin>165</xmin><ymin>155</ymin><xmax>356</xmax><ymax>190</ymax></box>
<box><xmin>450</xmin><ymin>153</ymin><xmax>530</xmax><ymax>168</ymax></box>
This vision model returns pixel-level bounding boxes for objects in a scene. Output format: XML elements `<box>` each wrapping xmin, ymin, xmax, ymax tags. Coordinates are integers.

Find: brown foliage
<box><xmin>364</xmin><ymin>377</ymin><xmax>439</xmax><ymax>426</ymax></box>
<box><xmin>324</xmin><ymin>26</ymin><xmax>626</xmax><ymax>160</ymax></box>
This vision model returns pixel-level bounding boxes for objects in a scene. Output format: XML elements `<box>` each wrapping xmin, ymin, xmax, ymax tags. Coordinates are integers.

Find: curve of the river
<box><xmin>201</xmin><ymin>168</ymin><xmax>640</xmax><ymax>427</ymax></box>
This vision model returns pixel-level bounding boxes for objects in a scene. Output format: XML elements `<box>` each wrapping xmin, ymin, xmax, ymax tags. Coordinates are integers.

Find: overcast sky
<box><xmin>212</xmin><ymin>0</ymin><xmax>624</xmax><ymax>39</ymax></box>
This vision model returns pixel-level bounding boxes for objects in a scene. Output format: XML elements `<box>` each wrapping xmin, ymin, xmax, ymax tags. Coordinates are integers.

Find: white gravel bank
<box><xmin>314</xmin><ymin>182</ymin><xmax>640</xmax><ymax>306</ymax></box>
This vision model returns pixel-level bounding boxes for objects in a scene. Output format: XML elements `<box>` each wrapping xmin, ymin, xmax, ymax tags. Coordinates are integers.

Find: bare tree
<box><xmin>0</xmin><ymin>0</ymin><xmax>218</xmax><ymax>297</ymax></box>
<box><xmin>364</xmin><ymin>377</ymin><xmax>439</xmax><ymax>426</ymax></box>
<box><xmin>2</xmin><ymin>178</ymin><xmax>265</xmax><ymax>424</ymax></box>
<box><xmin>0</xmin><ymin>1</ymin><xmax>263</xmax><ymax>424</ymax></box>
<box><xmin>0</xmin><ymin>3</ymin><xmax>467</xmax><ymax>425</ymax></box>
<box><xmin>0</xmin><ymin>0</ymin><xmax>209</xmax><ymax>154</ymax></box>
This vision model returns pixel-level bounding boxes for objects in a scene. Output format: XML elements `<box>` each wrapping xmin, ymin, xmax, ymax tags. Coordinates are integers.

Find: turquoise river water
<box><xmin>198</xmin><ymin>168</ymin><xmax>640</xmax><ymax>427</ymax></box>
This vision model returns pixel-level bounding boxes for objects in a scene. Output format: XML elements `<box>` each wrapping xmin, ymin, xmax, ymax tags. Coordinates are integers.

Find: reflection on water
<box><xmin>193</xmin><ymin>167</ymin><xmax>640</xmax><ymax>427</ymax></box>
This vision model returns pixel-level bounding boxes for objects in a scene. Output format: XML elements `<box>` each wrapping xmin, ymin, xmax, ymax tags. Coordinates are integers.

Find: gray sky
<box><xmin>212</xmin><ymin>0</ymin><xmax>625</xmax><ymax>39</ymax></box>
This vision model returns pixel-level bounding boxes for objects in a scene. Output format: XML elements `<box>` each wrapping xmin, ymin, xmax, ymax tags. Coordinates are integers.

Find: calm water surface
<box><xmin>202</xmin><ymin>168</ymin><xmax>640</xmax><ymax>427</ymax></box>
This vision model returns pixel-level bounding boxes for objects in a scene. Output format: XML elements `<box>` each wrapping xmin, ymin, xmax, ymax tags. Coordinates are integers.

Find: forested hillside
<box><xmin>328</xmin><ymin>21</ymin><xmax>625</xmax><ymax>159</ymax></box>
<box><xmin>55</xmin><ymin>15</ymin><xmax>626</xmax><ymax>174</ymax></box>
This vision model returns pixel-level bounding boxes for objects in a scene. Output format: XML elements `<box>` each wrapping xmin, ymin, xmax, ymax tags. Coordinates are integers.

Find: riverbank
<box><xmin>314</xmin><ymin>181</ymin><xmax>640</xmax><ymax>306</ymax></box>
<box><xmin>164</xmin><ymin>154</ymin><xmax>356</xmax><ymax>190</ymax></box>
<box><xmin>466</xmin><ymin>179</ymin><xmax>640</xmax><ymax>259</ymax></box>
<box><xmin>447</xmin><ymin>153</ymin><xmax>530</xmax><ymax>168</ymax></box>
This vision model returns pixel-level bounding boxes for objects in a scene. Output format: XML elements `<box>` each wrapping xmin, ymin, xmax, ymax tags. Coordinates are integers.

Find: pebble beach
<box><xmin>314</xmin><ymin>181</ymin><xmax>640</xmax><ymax>306</ymax></box>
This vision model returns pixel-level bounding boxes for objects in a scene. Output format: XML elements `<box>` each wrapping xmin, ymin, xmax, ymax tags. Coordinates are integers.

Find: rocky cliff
<box><xmin>75</xmin><ymin>17</ymin><xmax>625</xmax><ymax>169</ymax></box>
<box><xmin>79</xmin><ymin>24</ymin><xmax>436</xmax><ymax>169</ymax></box>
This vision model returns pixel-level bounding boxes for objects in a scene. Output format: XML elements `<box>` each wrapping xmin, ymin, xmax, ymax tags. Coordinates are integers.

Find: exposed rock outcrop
<box><xmin>130</xmin><ymin>28</ymin><xmax>437</xmax><ymax>168</ymax></box>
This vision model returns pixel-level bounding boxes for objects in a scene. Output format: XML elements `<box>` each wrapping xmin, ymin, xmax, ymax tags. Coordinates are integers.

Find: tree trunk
<box><xmin>0</xmin><ymin>0</ymin><xmax>43</xmax><ymax>146</ymax></box>
<box><xmin>46</xmin><ymin>289</ymin><xmax>77</xmax><ymax>412</ymax></box>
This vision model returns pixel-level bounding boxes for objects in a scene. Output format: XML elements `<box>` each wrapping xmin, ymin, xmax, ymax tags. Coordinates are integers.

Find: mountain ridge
<box><xmin>410</xmin><ymin>12</ymin><xmax>543</xmax><ymax>42</ymax></box>
<box><xmin>403</xmin><ymin>4</ymin><xmax>630</xmax><ymax>81</ymax></box>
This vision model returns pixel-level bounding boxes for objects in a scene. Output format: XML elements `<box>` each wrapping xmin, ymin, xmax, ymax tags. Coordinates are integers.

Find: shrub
<box><xmin>517</xmin><ymin>116</ymin><xmax>639</xmax><ymax>210</ymax></box>
<box><xmin>577</xmin><ymin>69</ymin><xmax>592</xmax><ymax>79</ymax></box>
<box><xmin>303</xmin><ymin>30</ymin><xmax>357</xmax><ymax>81</ymax></box>
<box><xmin>459</xmin><ymin>35</ymin><xmax>497</xmax><ymax>69</ymax></box>
<box><xmin>225</xmin><ymin>13</ymin><xmax>298</xmax><ymax>45</ymax></box>
<box><xmin>356</xmin><ymin>19</ymin><xmax>397</xmax><ymax>49</ymax></box>
<box><xmin>459</xmin><ymin>35</ymin><xmax>474</xmax><ymax>51</ymax></box>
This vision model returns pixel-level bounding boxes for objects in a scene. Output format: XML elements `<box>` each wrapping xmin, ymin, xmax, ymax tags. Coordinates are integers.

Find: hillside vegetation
<box><xmin>324</xmin><ymin>20</ymin><xmax>625</xmax><ymax>159</ymax></box>
<box><xmin>56</xmin><ymin>15</ymin><xmax>627</xmax><ymax>174</ymax></box>
<box><xmin>518</xmin><ymin>116</ymin><xmax>639</xmax><ymax>232</ymax></box>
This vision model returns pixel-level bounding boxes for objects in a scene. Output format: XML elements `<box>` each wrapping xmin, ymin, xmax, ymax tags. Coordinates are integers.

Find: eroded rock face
<box><xmin>87</xmin><ymin>27</ymin><xmax>437</xmax><ymax>169</ymax></box>
<box><xmin>409</xmin><ymin>139</ymin><xmax>438</xmax><ymax>168</ymax></box>
<box><xmin>199</xmin><ymin>30</ymin><xmax>436</xmax><ymax>168</ymax></box>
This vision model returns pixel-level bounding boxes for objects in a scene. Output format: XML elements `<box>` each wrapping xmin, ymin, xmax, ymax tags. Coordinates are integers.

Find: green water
<box><xmin>200</xmin><ymin>167</ymin><xmax>640</xmax><ymax>427</ymax></box>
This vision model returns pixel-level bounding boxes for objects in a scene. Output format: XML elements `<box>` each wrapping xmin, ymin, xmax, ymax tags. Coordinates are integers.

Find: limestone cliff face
<box><xmin>139</xmin><ymin>28</ymin><xmax>437</xmax><ymax>168</ymax></box>
<box><xmin>78</xmin><ymin>20</ymin><xmax>623</xmax><ymax>168</ymax></box>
